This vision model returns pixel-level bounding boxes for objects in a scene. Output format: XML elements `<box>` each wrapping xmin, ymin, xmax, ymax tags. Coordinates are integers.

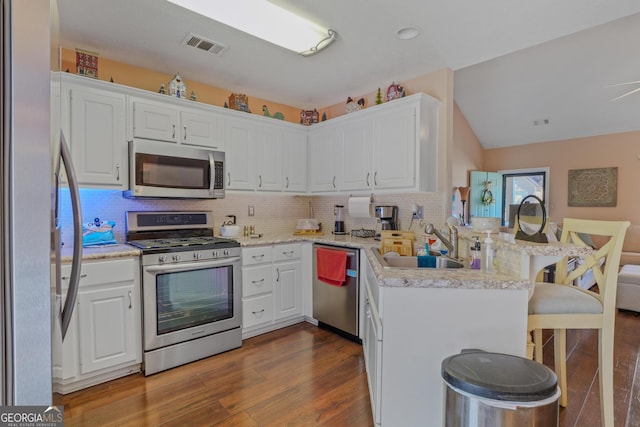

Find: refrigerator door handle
<box><xmin>58</xmin><ymin>131</ymin><xmax>83</xmax><ymax>340</ymax></box>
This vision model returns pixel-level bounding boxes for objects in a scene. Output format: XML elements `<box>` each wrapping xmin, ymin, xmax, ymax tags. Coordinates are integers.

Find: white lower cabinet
<box><xmin>53</xmin><ymin>257</ymin><xmax>142</xmax><ymax>394</ymax></box>
<box><xmin>242</xmin><ymin>243</ymin><xmax>303</xmax><ymax>338</ymax></box>
<box><xmin>362</xmin><ymin>256</ymin><xmax>383</xmax><ymax>426</ymax></box>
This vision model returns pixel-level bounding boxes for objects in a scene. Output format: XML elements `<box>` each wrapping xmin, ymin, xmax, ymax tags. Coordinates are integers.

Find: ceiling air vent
<box><xmin>181</xmin><ymin>33</ymin><xmax>228</xmax><ymax>56</ymax></box>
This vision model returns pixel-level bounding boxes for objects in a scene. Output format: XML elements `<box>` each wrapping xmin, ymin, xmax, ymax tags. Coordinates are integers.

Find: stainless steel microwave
<box><xmin>124</xmin><ymin>139</ymin><xmax>225</xmax><ymax>199</ymax></box>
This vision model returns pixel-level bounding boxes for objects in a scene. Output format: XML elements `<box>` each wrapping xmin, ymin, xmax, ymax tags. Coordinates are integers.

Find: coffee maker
<box><xmin>334</xmin><ymin>204</ymin><xmax>346</xmax><ymax>235</ymax></box>
<box><xmin>375</xmin><ymin>205</ymin><xmax>398</xmax><ymax>238</ymax></box>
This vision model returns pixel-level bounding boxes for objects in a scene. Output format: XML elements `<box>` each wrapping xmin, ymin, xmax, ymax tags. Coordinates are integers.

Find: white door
<box><xmin>273</xmin><ymin>261</ymin><xmax>301</xmax><ymax>320</ymax></box>
<box><xmin>282</xmin><ymin>128</ymin><xmax>307</xmax><ymax>192</ymax></box>
<box><xmin>69</xmin><ymin>86</ymin><xmax>127</xmax><ymax>187</ymax></box>
<box><xmin>372</xmin><ymin>105</ymin><xmax>416</xmax><ymax>189</ymax></box>
<box><xmin>131</xmin><ymin>99</ymin><xmax>179</xmax><ymax>142</ymax></box>
<box><xmin>255</xmin><ymin>123</ymin><xmax>283</xmax><ymax>191</ymax></box>
<box><xmin>338</xmin><ymin>118</ymin><xmax>373</xmax><ymax>191</ymax></box>
<box><xmin>77</xmin><ymin>285</ymin><xmax>138</xmax><ymax>374</ymax></box>
<box><xmin>225</xmin><ymin>117</ymin><xmax>256</xmax><ymax>190</ymax></box>
<box><xmin>181</xmin><ymin>109</ymin><xmax>224</xmax><ymax>150</ymax></box>
<box><xmin>308</xmin><ymin>126</ymin><xmax>342</xmax><ymax>192</ymax></box>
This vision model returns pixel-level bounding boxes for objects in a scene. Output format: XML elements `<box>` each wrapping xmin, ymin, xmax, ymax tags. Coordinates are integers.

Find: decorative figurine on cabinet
<box><xmin>168</xmin><ymin>74</ymin><xmax>187</xmax><ymax>98</ymax></box>
<box><xmin>262</xmin><ymin>105</ymin><xmax>284</xmax><ymax>120</ymax></box>
<box><xmin>300</xmin><ymin>109</ymin><xmax>319</xmax><ymax>125</ymax></box>
<box><xmin>386</xmin><ymin>82</ymin><xmax>406</xmax><ymax>102</ymax></box>
<box><xmin>346</xmin><ymin>96</ymin><xmax>365</xmax><ymax>113</ymax></box>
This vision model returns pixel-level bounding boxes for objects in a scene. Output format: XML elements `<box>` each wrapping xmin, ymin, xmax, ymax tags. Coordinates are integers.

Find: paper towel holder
<box><xmin>349</xmin><ymin>193</ymin><xmax>374</xmax><ymax>202</ymax></box>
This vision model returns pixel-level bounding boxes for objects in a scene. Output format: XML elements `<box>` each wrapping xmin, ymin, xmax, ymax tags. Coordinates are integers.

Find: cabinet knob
<box><xmin>172</xmin><ymin>124</ymin><xmax>176</xmax><ymax>139</ymax></box>
<box><xmin>366</xmin><ymin>172</ymin><xmax>370</xmax><ymax>187</ymax></box>
<box><xmin>184</xmin><ymin>125</ymin><xmax>187</xmax><ymax>140</ymax></box>
<box><xmin>116</xmin><ymin>163</ymin><xmax>120</xmax><ymax>181</ymax></box>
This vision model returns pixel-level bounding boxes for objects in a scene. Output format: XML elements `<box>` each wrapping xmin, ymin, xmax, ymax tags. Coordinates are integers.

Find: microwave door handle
<box><xmin>59</xmin><ymin>131</ymin><xmax>83</xmax><ymax>341</ymax></box>
<box><xmin>209</xmin><ymin>152</ymin><xmax>215</xmax><ymax>195</ymax></box>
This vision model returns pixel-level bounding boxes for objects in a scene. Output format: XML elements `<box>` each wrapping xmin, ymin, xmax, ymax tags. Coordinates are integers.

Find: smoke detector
<box><xmin>181</xmin><ymin>33</ymin><xmax>228</xmax><ymax>56</ymax></box>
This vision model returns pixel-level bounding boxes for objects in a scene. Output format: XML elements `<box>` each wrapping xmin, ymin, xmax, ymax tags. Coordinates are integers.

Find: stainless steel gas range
<box><xmin>126</xmin><ymin>211</ymin><xmax>242</xmax><ymax>375</ymax></box>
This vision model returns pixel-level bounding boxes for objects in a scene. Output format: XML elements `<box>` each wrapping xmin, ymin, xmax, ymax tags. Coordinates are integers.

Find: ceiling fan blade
<box><xmin>605</xmin><ymin>80</ymin><xmax>640</xmax><ymax>87</ymax></box>
<box><xmin>608</xmin><ymin>87</ymin><xmax>640</xmax><ymax>102</ymax></box>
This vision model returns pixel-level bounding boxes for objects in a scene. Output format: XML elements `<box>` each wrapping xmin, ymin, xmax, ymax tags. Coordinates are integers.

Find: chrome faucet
<box><xmin>425</xmin><ymin>223</ymin><xmax>459</xmax><ymax>260</ymax></box>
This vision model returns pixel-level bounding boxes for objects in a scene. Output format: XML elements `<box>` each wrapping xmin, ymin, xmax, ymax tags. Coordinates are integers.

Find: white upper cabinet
<box><xmin>282</xmin><ymin>127</ymin><xmax>307</xmax><ymax>192</ymax></box>
<box><xmin>337</xmin><ymin>116</ymin><xmax>373</xmax><ymax>191</ymax></box>
<box><xmin>307</xmin><ymin>126</ymin><xmax>342</xmax><ymax>192</ymax></box>
<box><xmin>226</xmin><ymin>117</ymin><xmax>307</xmax><ymax>193</ymax></box>
<box><xmin>255</xmin><ymin>122</ymin><xmax>284</xmax><ymax>191</ymax></box>
<box><xmin>225</xmin><ymin>116</ymin><xmax>256</xmax><ymax>190</ymax></box>
<box><xmin>306</xmin><ymin>93</ymin><xmax>440</xmax><ymax>194</ymax></box>
<box><xmin>63</xmin><ymin>77</ymin><xmax>127</xmax><ymax>189</ymax></box>
<box><xmin>131</xmin><ymin>97</ymin><xmax>224</xmax><ymax>150</ymax></box>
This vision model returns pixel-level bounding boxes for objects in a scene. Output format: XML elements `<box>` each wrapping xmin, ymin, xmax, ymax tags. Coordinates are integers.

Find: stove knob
<box><xmin>224</xmin><ymin>249</ymin><xmax>231</xmax><ymax>256</ymax></box>
<box><xmin>193</xmin><ymin>252</ymin><xmax>202</xmax><ymax>260</ymax></box>
<box><xmin>212</xmin><ymin>250</ymin><xmax>219</xmax><ymax>258</ymax></box>
<box><xmin>172</xmin><ymin>254</ymin><xmax>181</xmax><ymax>262</ymax></box>
<box><xmin>158</xmin><ymin>255</ymin><xmax>167</xmax><ymax>263</ymax></box>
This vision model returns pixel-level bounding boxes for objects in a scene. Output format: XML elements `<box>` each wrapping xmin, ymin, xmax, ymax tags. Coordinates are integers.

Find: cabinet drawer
<box><xmin>243</xmin><ymin>294</ymin><xmax>273</xmax><ymax>328</ymax></box>
<box><xmin>242</xmin><ymin>246</ymin><xmax>273</xmax><ymax>266</ymax></box>
<box><xmin>273</xmin><ymin>243</ymin><xmax>301</xmax><ymax>262</ymax></box>
<box><xmin>61</xmin><ymin>258</ymin><xmax>135</xmax><ymax>288</ymax></box>
<box><xmin>242</xmin><ymin>265</ymin><xmax>273</xmax><ymax>297</ymax></box>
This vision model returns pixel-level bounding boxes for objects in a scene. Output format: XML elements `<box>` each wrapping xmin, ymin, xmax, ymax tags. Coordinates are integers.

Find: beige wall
<box><xmin>61</xmin><ymin>48</ymin><xmax>303</xmax><ymax>125</ymax></box>
<box><xmin>482</xmin><ymin>132</ymin><xmax>640</xmax><ymax>224</ymax></box>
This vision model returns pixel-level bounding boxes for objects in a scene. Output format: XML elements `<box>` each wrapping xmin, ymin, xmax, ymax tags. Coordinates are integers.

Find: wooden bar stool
<box><xmin>527</xmin><ymin>218</ymin><xmax>630</xmax><ymax>427</ymax></box>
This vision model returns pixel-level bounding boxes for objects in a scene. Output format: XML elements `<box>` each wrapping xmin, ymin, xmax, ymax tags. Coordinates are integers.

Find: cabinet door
<box><xmin>372</xmin><ymin>104</ymin><xmax>417</xmax><ymax>189</ymax></box>
<box><xmin>181</xmin><ymin>109</ymin><xmax>224</xmax><ymax>150</ymax></box>
<box><xmin>131</xmin><ymin>99</ymin><xmax>179</xmax><ymax>142</ymax></box>
<box><xmin>69</xmin><ymin>86</ymin><xmax>127</xmax><ymax>187</ymax></box>
<box><xmin>282</xmin><ymin>128</ymin><xmax>307</xmax><ymax>192</ymax></box>
<box><xmin>273</xmin><ymin>261</ymin><xmax>301</xmax><ymax>320</ymax></box>
<box><xmin>77</xmin><ymin>284</ymin><xmax>138</xmax><ymax>375</ymax></box>
<box><xmin>225</xmin><ymin>117</ymin><xmax>256</xmax><ymax>190</ymax></box>
<box><xmin>338</xmin><ymin>118</ymin><xmax>373</xmax><ymax>191</ymax></box>
<box><xmin>363</xmin><ymin>285</ymin><xmax>383</xmax><ymax>425</ymax></box>
<box><xmin>307</xmin><ymin>126</ymin><xmax>342</xmax><ymax>192</ymax></box>
<box><xmin>255</xmin><ymin>123</ymin><xmax>283</xmax><ymax>191</ymax></box>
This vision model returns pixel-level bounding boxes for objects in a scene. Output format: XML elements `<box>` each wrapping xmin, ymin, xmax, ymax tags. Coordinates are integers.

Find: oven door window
<box><xmin>136</xmin><ymin>153</ymin><xmax>210</xmax><ymax>189</ymax></box>
<box><xmin>156</xmin><ymin>266</ymin><xmax>233</xmax><ymax>335</ymax></box>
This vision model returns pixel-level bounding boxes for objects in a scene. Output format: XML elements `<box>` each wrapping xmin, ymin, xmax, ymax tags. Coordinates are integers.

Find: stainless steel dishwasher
<box><xmin>312</xmin><ymin>243</ymin><xmax>360</xmax><ymax>342</ymax></box>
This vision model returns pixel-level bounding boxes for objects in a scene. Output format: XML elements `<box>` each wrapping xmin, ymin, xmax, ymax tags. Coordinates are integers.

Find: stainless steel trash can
<box><xmin>441</xmin><ymin>351</ymin><xmax>560</xmax><ymax>427</ymax></box>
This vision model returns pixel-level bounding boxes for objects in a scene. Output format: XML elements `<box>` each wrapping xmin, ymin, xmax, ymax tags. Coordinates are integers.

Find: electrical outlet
<box><xmin>412</xmin><ymin>205</ymin><xmax>424</xmax><ymax>219</ymax></box>
<box><xmin>248</xmin><ymin>205</ymin><xmax>255</xmax><ymax>216</ymax></box>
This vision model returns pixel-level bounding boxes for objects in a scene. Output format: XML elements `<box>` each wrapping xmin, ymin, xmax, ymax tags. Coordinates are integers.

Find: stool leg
<box><xmin>554</xmin><ymin>328</ymin><xmax>568</xmax><ymax>407</ymax></box>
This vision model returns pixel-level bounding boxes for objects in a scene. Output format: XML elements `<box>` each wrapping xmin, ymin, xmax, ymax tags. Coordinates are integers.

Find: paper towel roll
<box><xmin>348</xmin><ymin>196</ymin><xmax>373</xmax><ymax>218</ymax></box>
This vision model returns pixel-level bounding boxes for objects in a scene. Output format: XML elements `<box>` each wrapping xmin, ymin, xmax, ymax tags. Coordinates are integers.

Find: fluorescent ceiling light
<box><xmin>168</xmin><ymin>0</ymin><xmax>337</xmax><ymax>56</ymax></box>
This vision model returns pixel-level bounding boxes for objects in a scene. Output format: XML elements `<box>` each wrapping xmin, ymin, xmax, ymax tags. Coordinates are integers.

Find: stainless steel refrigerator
<box><xmin>1</xmin><ymin>0</ymin><xmax>82</xmax><ymax>405</ymax></box>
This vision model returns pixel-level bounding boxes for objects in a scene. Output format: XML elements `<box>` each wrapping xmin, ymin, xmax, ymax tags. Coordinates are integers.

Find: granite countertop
<box><xmin>59</xmin><ymin>244</ymin><xmax>141</xmax><ymax>263</ymax></box>
<box><xmin>57</xmin><ymin>229</ymin><xmax>590</xmax><ymax>293</ymax></box>
<box><xmin>236</xmin><ymin>232</ymin><xmax>535</xmax><ymax>291</ymax></box>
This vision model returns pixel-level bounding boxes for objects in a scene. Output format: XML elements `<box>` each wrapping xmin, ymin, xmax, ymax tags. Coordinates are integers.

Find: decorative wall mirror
<box><xmin>515</xmin><ymin>195</ymin><xmax>548</xmax><ymax>243</ymax></box>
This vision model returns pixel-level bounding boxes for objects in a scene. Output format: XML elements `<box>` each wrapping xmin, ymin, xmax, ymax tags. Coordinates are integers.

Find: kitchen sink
<box><xmin>371</xmin><ymin>247</ymin><xmax>465</xmax><ymax>269</ymax></box>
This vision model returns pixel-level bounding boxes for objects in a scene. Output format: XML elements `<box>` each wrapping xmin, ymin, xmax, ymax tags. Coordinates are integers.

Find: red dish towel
<box><xmin>316</xmin><ymin>248</ymin><xmax>347</xmax><ymax>286</ymax></box>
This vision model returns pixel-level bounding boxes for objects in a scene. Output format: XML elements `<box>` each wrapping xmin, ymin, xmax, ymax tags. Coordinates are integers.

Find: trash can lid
<box><xmin>441</xmin><ymin>351</ymin><xmax>558</xmax><ymax>402</ymax></box>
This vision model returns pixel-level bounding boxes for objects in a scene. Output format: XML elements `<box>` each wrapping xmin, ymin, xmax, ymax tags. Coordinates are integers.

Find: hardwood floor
<box><xmin>55</xmin><ymin>311</ymin><xmax>640</xmax><ymax>427</ymax></box>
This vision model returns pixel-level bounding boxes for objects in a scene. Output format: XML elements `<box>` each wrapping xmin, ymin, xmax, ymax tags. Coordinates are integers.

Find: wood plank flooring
<box><xmin>55</xmin><ymin>310</ymin><xmax>640</xmax><ymax>426</ymax></box>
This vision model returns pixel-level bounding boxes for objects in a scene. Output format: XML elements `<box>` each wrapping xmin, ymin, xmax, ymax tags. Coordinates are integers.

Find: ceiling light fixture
<box><xmin>168</xmin><ymin>0</ymin><xmax>337</xmax><ymax>56</ymax></box>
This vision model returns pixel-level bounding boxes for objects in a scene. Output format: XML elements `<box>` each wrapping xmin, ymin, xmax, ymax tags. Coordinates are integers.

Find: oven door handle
<box><xmin>144</xmin><ymin>257</ymin><xmax>241</xmax><ymax>274</ymax></box>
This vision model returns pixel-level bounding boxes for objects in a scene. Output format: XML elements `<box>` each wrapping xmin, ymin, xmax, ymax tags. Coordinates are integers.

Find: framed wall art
<box><xmin>567</xmin><ymin>167</ymin><xmax>617</xmax><ymax>207</ymax></box>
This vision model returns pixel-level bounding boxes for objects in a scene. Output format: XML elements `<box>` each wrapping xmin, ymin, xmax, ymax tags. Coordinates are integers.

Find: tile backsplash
<box><xmin>58</xmin><ymin>189</ymin><xmax>447</xmax><ymax>246</ymax></box>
